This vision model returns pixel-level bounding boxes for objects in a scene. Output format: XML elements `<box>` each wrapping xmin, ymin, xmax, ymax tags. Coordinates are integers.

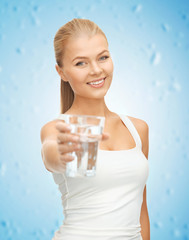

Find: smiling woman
<box><xmin>40</xmin><ymin>18</ymin><xmax>150</xmax><ymax>240</ymax></box>
<box><xmin>55</xmin><ymin>33</ymin><xmax>113</xmax><ymax>105</ymax></box>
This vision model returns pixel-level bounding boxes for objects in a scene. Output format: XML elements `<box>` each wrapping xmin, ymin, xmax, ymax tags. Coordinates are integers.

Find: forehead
<box><xmin>64</xmin><ymin>34</ymin><xmax>108</xmax><ymax>59</ymax></box>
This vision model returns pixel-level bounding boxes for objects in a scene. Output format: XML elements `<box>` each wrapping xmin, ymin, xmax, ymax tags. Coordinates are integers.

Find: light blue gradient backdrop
<box><xmin>0</xmin><ymin>0</ymin><xmax>189</xmax><ymax>239</ymax></box>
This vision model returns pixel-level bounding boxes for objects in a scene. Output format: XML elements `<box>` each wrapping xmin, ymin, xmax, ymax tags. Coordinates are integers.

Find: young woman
<box><xmin>40</xmin><ymin>18</ymin><xmax>150</xmax><ymax>240</ymax></box>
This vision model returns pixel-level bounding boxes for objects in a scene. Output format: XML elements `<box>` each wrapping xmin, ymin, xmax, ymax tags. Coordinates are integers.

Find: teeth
<box><xmin>88</xmin><ymin>78</ymin><xmax>105</xmax><ymax>85</ymax></box>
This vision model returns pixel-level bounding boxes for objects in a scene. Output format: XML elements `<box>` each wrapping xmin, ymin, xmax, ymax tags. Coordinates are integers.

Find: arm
<box><xmin>40</xmin><ymin>120</ymin><xmax>63</xmax><ymax>173</ymax></box>
<box><xmin>139</xmin><ymin>120</ymin><xmax>150</xmax><ymax>240</ymax></box>
<box><xmin>40</xmin><ymin>120</ymin><xmax>110</xmax><ymax>173</ymax></box>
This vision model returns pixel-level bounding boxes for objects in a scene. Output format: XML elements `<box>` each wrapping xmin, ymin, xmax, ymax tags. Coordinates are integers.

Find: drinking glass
<box><xmin>58</xmin><ymin>114</ymin><xmax>105</xmax><ymax>177</ymax></box>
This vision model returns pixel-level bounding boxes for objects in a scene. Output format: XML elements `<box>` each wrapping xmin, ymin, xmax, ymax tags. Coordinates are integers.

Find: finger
<box><xmin>57</xmin><ymin>133</ymin><xmax>80</xmax><ymax>144</ymax></box>
<box><xmin>58</xmin><ymin>142</ymin><xmax>81</xmax><ymax>155</ymax></box>
<box><xmin>60</xmin><ymin>154</ymin><xmax>75</xmax><ymax>163</ymax></box>
<box><xmin>56</xmin><ymin>121</ymin><xmax>72</xmax><ymax>133</ymax></box>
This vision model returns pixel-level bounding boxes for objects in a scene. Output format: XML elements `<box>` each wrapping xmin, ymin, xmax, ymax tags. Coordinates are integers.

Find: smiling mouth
<box><xmin>87</xmin><ymin>78</ymin><xmax>106</xmax><ymax>85</ymax></box>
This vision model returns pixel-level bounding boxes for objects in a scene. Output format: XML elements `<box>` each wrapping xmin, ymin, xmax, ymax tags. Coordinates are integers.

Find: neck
<box><xmin>65</xmin><ymin>96</ymin><xmax>112</xmax><ymax>117</ymax></box>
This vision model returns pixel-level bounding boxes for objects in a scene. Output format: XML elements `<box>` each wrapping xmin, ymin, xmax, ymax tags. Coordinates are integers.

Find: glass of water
<box><xmin>58</xmin><ymin>114</ymin><xmax>105</xmax><ymax>178</ymax></box>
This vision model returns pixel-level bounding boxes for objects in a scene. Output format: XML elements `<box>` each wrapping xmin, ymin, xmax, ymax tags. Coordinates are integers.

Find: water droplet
<box><xmin>154</xmin><ymin>221</ymin><xmax>162</xmax><ymax>228</ymax></box>
<box><xmin>173</xmin><ymin>81</ymin><xmax>181</xmax><ymax>92</ymax></box>
<box><xmin>161</xmin><ymin>23</ymin><xmax>170</xmax><ymax>32</ymax></box>
<box><xmin>33</xmin><ymin>5</ymin><xmax>39</xmax><ymax>12</ymax></box>
<box><xmin>148</xmin><ymin>43</ymin><xmax>156</xmax><ymax>50</ymax></box>
<box><xmin>14</xmin><ymin>161</ymin><xmax>21</xmax><ymax>169</ymax></box>
<box><xmin>0</xmin><ymin>162</ymin><xmax>7</xmax><ymax>176</ymax></box>
<box><xmin>0</xmin><ymin>33</ymin><xmax>6</xmax><ymax>41</ymax></box>
<box><xmin>173</xmin><ymin>228</ymin><xmax>181</xmax><ymax>237</ymax></box>
<box><xmin>183</xmin><ymin>223</ymin><xmax>189</xmax><ymax>230</ymax></box>
<box><xmin>16</xmin><ymin>47</ymin><xmax>25</xmax><ymax>54</ymax></box>
<box><xmin>174</xmin><ymin>41</ymin><xmax>182</xmax><ymax>48</ymax></box>
<box><xmin>166</xmin><ymin>188</ymin><xmax>174</xmax><ymax>195</ymax></box>
<box><xmin>12</xmin><ymin>6</ymin><xmax>19</xmax><ymax>12</ymax></box>
<box><xmin>150</xmin><ymin>52</ymin><xmax>161</xmax><ymax>65</ymax></box>
<box><xmin>181</xmin><ymin>12</ymin><xmax>188</xmax><ymax>20</ymax></box>
<box><xmin>183</xmin><ymin>236</ymin><xmax>189</xmax><ymax>240</ymax></box>
<box><xmin>132</xmin><ymin>4</ymin><xmax>143</xmax><ymax>13</ymax></box>
<box><xmin>30</xmin><ymin>14</ymin><xmax>41</xmax><ymax>26</ymax></box>
<box><xmin>168</xmin><ymin>78</ymin><xmax>182</xmax><ymax>92</ymax></box>
<box><xmin>170</xmin><ymin>216</ymin><xmax>177</xmax><ymax>222</ymax></box>
<box><xmin>1</xmin><ymin>220</ymin><xmax>9</xmax><ymax>228</ymax></box>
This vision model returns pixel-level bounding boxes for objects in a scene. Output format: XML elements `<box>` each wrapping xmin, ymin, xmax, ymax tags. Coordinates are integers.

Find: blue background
<box><xmin>0</xmin><ymin>0</ymin><xmax>189</xmax><ymax>239</ymax></box>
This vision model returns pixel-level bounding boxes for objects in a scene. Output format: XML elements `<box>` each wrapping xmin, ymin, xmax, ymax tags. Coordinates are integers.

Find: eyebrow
<box><xmin>72</xmin><ymin>50</ymin><xmax>109</xmax><ymax>62</ymax></box>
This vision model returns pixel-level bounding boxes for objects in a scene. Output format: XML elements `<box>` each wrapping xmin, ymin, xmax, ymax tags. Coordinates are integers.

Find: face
<box><xmin>56</xmin><ymin>34</ymin><xmax>114</xmax><ymax>100</ymax></box>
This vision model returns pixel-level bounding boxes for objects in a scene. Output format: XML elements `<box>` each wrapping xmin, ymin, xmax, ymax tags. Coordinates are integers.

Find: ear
<box><xmin>55</xmin><ymin>64</ymin><xmax>68</xmax><ymax>82</ymax></box>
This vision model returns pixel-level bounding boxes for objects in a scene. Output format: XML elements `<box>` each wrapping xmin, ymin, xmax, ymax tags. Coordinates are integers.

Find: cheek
<box><xmin>106</xmin><ymin>60</ymin><xmax>114</xmax><ymax>75</ymax></box>
<box><xmin>66</xmin><ymin>69</ymin><xmax>87</xmax><ymax>83</ymax></box>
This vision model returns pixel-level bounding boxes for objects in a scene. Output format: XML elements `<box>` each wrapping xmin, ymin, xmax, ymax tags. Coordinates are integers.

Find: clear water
<box><xmin>66</xmin><ymin>138</ymin><xmax>99</xmax><ymax>178</ymax></box>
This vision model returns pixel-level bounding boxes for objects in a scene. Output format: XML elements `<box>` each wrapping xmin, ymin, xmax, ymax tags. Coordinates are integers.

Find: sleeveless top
<box><xmin>51</xmin><ymin>114</ymin><xmax>149</xmax><ymax>240</ymax></box>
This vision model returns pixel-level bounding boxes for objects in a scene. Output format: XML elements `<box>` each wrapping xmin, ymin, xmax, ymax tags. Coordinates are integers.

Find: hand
<box><xmin>55</xmin><ymin>121</ymin><xmax>109</xmax><ymax>166</ymax></box>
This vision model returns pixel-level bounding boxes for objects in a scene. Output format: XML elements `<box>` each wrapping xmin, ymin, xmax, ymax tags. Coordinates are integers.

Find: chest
<box><xmin>99</xmin><ymin>118</ymin><xmax>137</xmax><ymax>151</ymax></box>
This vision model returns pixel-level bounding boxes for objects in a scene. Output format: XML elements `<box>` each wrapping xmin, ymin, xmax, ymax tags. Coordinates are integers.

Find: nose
<box><xmin>90</xmin><ymin>62</ymin><xmax>103</xmax><ymax>75</ymax></box>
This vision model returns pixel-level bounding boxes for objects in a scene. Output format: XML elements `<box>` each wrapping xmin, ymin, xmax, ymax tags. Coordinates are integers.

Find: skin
<box><xmin>41</xmin><ymin>33</ymin><xmax>150</xmax><ymax>239</ymax></box>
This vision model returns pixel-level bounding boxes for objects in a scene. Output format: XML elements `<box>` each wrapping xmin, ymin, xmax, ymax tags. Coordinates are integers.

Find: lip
<box><xmin>87</xmin><ymin>78</ymin><xmax>105</xmax><ymax>84</ymax></box>
<box><xmin>87</xmin><ymin>78</ymin><xmax>106</xmax><ymax>88</ymax></box>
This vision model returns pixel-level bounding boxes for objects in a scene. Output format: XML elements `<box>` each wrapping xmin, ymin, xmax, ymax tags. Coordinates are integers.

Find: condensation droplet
<box><xmin>170</xmin><ymin>216</ymin><xmax>177</xmax><ymax>222</ymax></box>
<box><xmin>33</xmin><ymin>5</ymin><xmax>39</xmax><ymax>12</ymax></box>
<box><xmin>1</xmin><ymin>220</ymin><xmax>9</xmax><ymax>228</ymax></box>
<box><xmin>132</xmin><ymin>4</ymin><xmax>143</xmax><ymax>13</ymax></box>
<box><xmin>154</xmin><ymin>221</ymin><xmax>163</xmax><ymax>228</ymax></box>
<box><xmin>166</xmin><ymin>188</ymin><xmax>174</xmax><ymax>195</ymax></box>
<box><xmin>181</xmin><ymin>12</ymin><xmax>188</xmax><ymax>20</ymax></box>
<box><xmin>173</xmin><ymin>228</ymin><xmax>181</xmax><ymax>237</ymax></box>
<box><xmin>30</xmin><ymin>13</ymin><xmax>41</xmax><ymax>26</ymax></box>
<box><xmin>183</xmin><ymin>235</ymin><xmax>189</xmax><ymax>240</ymax></box>
<box><xmin>14</xmin><ymin>161</ymin><xmax>21</xmax><ymax>169</ymax></box>
<box><xmin>174</xmin><ymin>41</ymin><xmax>182</xmax><ymax>48</ymax></box>
<box><xmin>161</xmin><ymin>23</ymin><xmax>170</xmax><ymax>32</ymax></box>
<box><xmin>183</xmin><ymin>223</ymin><xmax>189</xmax><ymax>230</ymax></box>
<box><xmin>12</xmin><ymin>6</ymin><xmax>19</xmax><ymax>12</ymax></box>
<box><xmin>16</xmin><ymin>47</ymin><xmax>25</xmax><ymax>54</ymax></box>
<box><xmin>150</xmin><ymin>52</ymin><xmax>161</xmax><ymax>65</ymax></box>
<box><xmin>0</xmin><ymin>162</ymin><xmax>7</xmax><ymax>176</ymax></box>
<box><xmin>0</xmin><ymin>33</ymin><xmax>6</xmax><ymax>41</ymax></box>
<box><xmin>173</xmin><ymin>81</ymin><xmax>181</xmax><ymax>92</ymax></box>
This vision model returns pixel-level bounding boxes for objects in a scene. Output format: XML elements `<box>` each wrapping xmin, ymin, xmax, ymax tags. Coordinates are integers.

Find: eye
<box><xmin>75</xmin><ymin>61</ymin><xmax>86</xmax><ymax>66</ymax></box>
<box><xmin>99</xmin><ymin>55</ymin><xmax>109</xmax><ymax>61</ymax></box>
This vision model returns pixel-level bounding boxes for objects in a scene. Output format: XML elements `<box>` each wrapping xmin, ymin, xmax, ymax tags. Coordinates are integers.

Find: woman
<box><xmin>40</xmin><ymin>18</ymin><xmax>150</xmax><ymax>240</ymax></box>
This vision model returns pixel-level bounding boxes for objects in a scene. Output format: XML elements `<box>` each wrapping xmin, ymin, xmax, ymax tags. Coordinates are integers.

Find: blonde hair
<box><xmin>53</xmin><ymin>18</ymin><xmax>108</xmax><ymax>113</ymax></box>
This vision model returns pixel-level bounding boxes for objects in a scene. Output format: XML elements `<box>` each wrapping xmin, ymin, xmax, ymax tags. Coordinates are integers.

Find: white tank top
<box><xmin>52</xmin><ymin>114</ymin><xmax>149</xmax><ymax>240</ymax></box>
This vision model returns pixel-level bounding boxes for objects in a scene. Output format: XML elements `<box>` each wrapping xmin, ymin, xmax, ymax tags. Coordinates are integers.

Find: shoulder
<box><xmin>127</xmin><ymin>115</ymin><xmax>149</xmax><ymax>159</ymax></box>
<box><xmin>127</xmin><ymin>116</ymin><xmax>149</xmax><ymax>133</ymax></box>
<box><xmin>40</xmin><ymin>119</ymin><xmax>60</xmax><ymax>144</ymax></box>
